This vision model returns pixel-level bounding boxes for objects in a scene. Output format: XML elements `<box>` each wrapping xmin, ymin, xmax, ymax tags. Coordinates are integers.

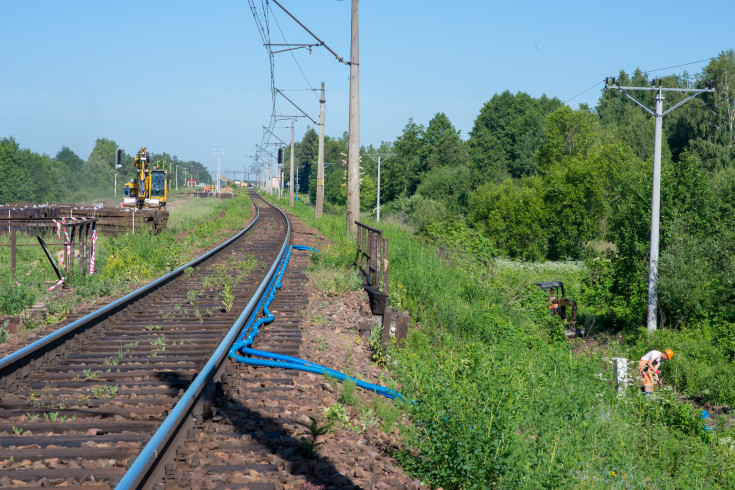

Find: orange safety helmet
<box><xmin>665</xmin><ymin>349</ymin><xmax>674</xmax><ymax>359</ymax></box>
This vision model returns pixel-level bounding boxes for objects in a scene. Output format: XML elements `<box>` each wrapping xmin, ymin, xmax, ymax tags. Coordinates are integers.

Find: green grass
<box><xmin>259</xmin><ymin>191</ymin><xmax>735</xmax><ymax>489</ymax></box>
<box><xmin>166</xmin><ymin>198</ymin><xmax>221</xmax><ymax>234</ymax></box>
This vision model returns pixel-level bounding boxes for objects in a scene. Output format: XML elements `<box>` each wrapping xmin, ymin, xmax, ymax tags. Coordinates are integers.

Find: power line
<box><xmin>268</xmin><ymin>3</ymin><xmax>319</xmax><ymax>99</ymax></box>
<box><xmin>564</xmin><ymin>79</ymin><xmax>605</xmax><ymax>104</ymax></box>
<box><xmin>565</xmin><ymin>57</ymin><xmax>714</xmax><ymax>105</ymax></box>
<box><xmin>644</xmin><ymin>57</ymin><xmax>712</xmax><ymax>74</ymax></box>
<box><xmin>271</xmin><ymin>0</ymin><xmax>348</xmax><ymax>65</ymax></box>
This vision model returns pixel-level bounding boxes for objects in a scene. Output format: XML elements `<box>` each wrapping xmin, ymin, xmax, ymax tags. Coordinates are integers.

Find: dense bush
<box><xmin>267</xmin><ymin>194</ymin><xmax>735</xmax><ymax>488</ymax></box>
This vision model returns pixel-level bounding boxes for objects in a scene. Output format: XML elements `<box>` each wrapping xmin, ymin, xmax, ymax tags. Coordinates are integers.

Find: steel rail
<box><xmin>116</xmin><ymin>194</ymin><xmax>291</xmax><ymax>489</ymax></box>
<box><xmin>0</xmin><ymin>194</ymin><xmax>261</xmax><ymax>383</ymax></box>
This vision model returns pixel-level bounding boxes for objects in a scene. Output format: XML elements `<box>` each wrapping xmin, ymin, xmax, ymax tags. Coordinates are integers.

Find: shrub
<box><xmin>0</xmin><ymin>284</ymin><xmax>36</xmax><ymax>315</ymax></box>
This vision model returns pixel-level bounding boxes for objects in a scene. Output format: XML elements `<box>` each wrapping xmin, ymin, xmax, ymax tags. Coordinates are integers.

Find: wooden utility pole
<box><xmin>289</xmin><ymin>120</ymin><xmax>295</xmax><ymax>208</ymax></box>
<box><xmin>316</xmin><ymin>82</ymin><xmax>326</xmax><ymax>218</ymax></box>
<box><xmin>346</xmin><ymin>0</ymin><xmax>360</xmax><ymax>233</ymax></box>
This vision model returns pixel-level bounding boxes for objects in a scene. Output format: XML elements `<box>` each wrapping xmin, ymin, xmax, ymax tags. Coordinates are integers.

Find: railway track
<box><xmin>0</xmin><ymin>193</ymin><xmax>293</xmax><ymax>488</ymax></box>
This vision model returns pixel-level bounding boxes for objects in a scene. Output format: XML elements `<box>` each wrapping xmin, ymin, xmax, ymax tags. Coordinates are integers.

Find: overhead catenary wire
<box><xmin>268</xmin><ymin>2</ymin><xmax>320</xmax><ymax>100</ymax></box>
<box><xmin>564</xmin><ymin>56</ymin><xmax>715</xmax><ymax>105</ymax></box>
<box><xmin>271</xmin><ymin>0</ymin><xmax>349</xmax><ymax>66</ymax></box>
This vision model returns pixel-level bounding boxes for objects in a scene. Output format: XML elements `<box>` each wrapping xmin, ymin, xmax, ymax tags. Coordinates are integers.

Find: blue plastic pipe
<box><xmin>229</xmin><ymin>245</ymin><xmax>404</xmax><ymax>401</ymax></box>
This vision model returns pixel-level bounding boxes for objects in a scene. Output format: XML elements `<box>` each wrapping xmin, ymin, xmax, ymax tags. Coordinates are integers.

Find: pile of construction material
<box><xmin>1</xmin><ymin>203</ymin><xmax>168</xmax><ymax>236</ymax></box>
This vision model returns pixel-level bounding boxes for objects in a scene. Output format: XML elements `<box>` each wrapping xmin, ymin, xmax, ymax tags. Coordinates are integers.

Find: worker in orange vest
<box><xmin>638</xmin><ymin>349</ymin><xmax>674</xmax><ymax>394</ymax></box>
<box><xmin>548</xmin><ymin>289</ymin><xmax>559</xmax><ymax>316</ymax></box>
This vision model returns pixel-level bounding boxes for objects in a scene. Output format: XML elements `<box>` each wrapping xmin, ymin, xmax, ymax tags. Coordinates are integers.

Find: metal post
<box><xmin>269</xmin><ymin>155</ymin><xmax>273</xmax><ymax>195</ymax></box>
<box><xmin>346</xmin><ymin>0</ymin><xmax>360</xmax><ymax>234</ymax></box>
<box><xmin>376</xmin><ymin>156</ymin><xmax>381</xmax><ymax>222</ymax></box>
<box><xmin>316</xmin><ymin>82</ymin><xmax>326</xmax><ymax>218</ymax></box>
<box><xmin>289</xmin><ymin>120</ymin><xmax>295</xmax><ymax>208</ymax></box>
<box><xmin>647</xmin><ymin>88</ymin><xmax>664</xmax><ymax>332</ymax></box>
<box><xmin>10</xmin><ymin>225</ymin><xmax>16</xmax><ymax>282</ymax></box>
<box><xmin>367</xmin><ymin>153</ymin><xmax>394</xmax><ymax>223</ymax></box>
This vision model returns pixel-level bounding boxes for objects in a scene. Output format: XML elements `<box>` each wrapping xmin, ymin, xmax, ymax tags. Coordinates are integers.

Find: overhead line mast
<box><xmin>605</xmin><ymin>77</ymin><xmax>715</xmax><ymax>332</ymax></box>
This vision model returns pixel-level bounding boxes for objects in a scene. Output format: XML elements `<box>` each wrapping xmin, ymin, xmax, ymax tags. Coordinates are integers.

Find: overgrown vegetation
<box><xmin>263</xmin><ymin>191</ymin><xmax>735</xmax><ymax>489</ymax></box>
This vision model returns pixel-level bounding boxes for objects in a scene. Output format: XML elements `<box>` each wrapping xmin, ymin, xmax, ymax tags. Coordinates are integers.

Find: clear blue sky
<box><xmin>1</xmin><ymin>1</ymin><xmax>733</xmax><ymax>176</ymax></box>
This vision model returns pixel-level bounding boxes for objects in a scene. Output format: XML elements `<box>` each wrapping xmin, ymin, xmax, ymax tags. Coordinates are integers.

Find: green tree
<box><xmin>55</xmin><ymin>146</ymin><xmax>84</xmax><ymax>173</ymax></box>
<box><xmin>360</xmin><ymin>174</ymin><xmax>377</xmax><ymax>212</ymax></box>
<box><xmin>597</xmin><ymin>69</ymin><xmax>674</xmax><ymax>164</ymax></box>
<box><xmin>416</xmin><ymin>165</ymin><xmax>473</xmax><ymax>214</ymax></box>
<box><xmin>537</xmin><ymin>106</ymin><xmax>600</xmax><ymax>168</ymax></box>
<box><xmin>469</xmin><ymin>179</ymin><xmax>548</xmax><ymax>260</ymax></box>
<box><xmin>297</xmin><ymin>127</ymin><xmax>318</xmax><ymax>196</ymax></box>
<box><xmin>0</xmin><ymin>138</ymin><xmax>33</xmax><ymax>203</ymax></box>
<box><xmin>468</xmin><ymin>91</ymin><xmax>562</xmax><ymax>180</ymax></box>
<box><xmin>84</xmin><ymin>138</ymin><xmax>117</xmax><ymax>195</ymax></box>
<box><xmin>424</xmin><ymin>113</ymin><xmax>469</xmax><ymax>170</ymax></box>
<box><xmin>381</xmin><ymin>119</ymin><xmax>426</xmax><ymax>201</ymax></box>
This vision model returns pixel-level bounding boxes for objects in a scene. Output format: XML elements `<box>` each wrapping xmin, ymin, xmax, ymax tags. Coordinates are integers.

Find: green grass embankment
<box><xmin>262</xmin><ymin>192</ymin><xmax>735</xmax><ymax>489</ymax></box>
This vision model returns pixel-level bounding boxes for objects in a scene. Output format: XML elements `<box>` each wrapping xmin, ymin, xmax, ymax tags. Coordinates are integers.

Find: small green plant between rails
<box><xmin>91</xmin><ymin>385</ymin><xmax>118</xmax><ymax>399</ymax></box>
<box><xmin>295</xmin><ymin>415</ymin><xmax>333</xmax><ymax>457</ymax></box>
<box><xmin>321</xmin><ymin>375</ymin><xmax>402</xmax><ymax>435</ymax></box>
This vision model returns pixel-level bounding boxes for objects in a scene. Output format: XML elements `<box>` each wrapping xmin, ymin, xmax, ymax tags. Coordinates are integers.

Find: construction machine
<box><xmin>534</xmin><ymin>281</ymin><xmax>578</xmax><ymax>330</ymax></box>
<box><xmin>122</xmin><ymin>147</ymin><xmax>167</xmax><ymax>208</ymax></box>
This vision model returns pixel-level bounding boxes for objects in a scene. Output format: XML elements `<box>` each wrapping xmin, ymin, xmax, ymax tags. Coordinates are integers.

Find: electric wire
<box><xmin>249</xmin><ymin>0</ymin><xmax>278</xmax><ymax>165</ymax></box>
<box><xmin>565</xmin><ymin>57</ymin><xmax>715</xmax><ymax>105</ymax></box>
<box><xmin>249</xmin><ymin>0</ymin><xmax>341</xmax><ymax>162</ymax></box>
<box><xmin>644</xmin><ymin>57</ymin><xmax>712</xmax><ymax>74</ymax></box>
<box><xmin>268</xmin><ymin>2</ymin><xmax>320</xmax><ymax>100</ymax></box>
<box><xmin>564</xmin><ymin>79</ymin><xmax>605</xmax><ymax>105</ymax></box>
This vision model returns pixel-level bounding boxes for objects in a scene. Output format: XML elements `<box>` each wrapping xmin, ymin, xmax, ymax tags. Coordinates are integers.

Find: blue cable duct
<box><xmin>229</xmin><ymin>245</ymin><xmax>404</xmax><ymax>401</ymax></box>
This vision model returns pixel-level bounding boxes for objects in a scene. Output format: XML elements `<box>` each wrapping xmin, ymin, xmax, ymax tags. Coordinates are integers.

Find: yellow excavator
<box><xmin>123</xmin><ymin>147</ymin><xmax>167</xmax><ymax>208</ymax></box>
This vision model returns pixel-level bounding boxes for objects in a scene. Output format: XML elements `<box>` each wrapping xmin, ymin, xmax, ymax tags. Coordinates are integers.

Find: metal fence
<box><xmin>1</xmin><ymin>218</ymin><xmax>98</xmax><ymax>282</ymax></box>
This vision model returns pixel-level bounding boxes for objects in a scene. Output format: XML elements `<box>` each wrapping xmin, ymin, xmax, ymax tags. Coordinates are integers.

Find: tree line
<box><xmin>287</xmin><ymin>49</ymin><xmax>735</xmax><ymax>331</ymax></box>
<box><xmin>0</xmin><ymin>137</ymin><xmax>209</xmax><ymax>204</ymax></box>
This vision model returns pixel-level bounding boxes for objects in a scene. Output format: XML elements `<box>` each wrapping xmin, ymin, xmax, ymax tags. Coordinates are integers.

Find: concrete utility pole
<box><xmin>289</xmin><ymin>120</ymin><xmax>295</xmax><ymax>207</ymax></box>
<box><xmin>213</xmin><ymin>149</ymin><xmax>224</xmax><ymax>196</ymax></box>
<box><xmin>346</xmin><ymin>0</ymin><xmax>360</xmax><ymax>233</ymax></box>
<box><xmin>606</xmin><ymin>77</ymin><xmax>715</xmax><ymax>332</ymax></box>
<box><xmin>366</xmin><ymin>153</ymin><xmax>394</xmax><ymax>222</ymax></box>
<box><xmin>316</xmin><ymin>82</ymin><xmax>326</xmax><ymax>219</ymax></box>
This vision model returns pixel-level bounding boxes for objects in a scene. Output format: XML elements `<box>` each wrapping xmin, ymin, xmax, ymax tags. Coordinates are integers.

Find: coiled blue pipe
<box><xmin>229</xmin><ymin>245</ymin><xmax>404</xmax><ymax>401</ymax></box>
